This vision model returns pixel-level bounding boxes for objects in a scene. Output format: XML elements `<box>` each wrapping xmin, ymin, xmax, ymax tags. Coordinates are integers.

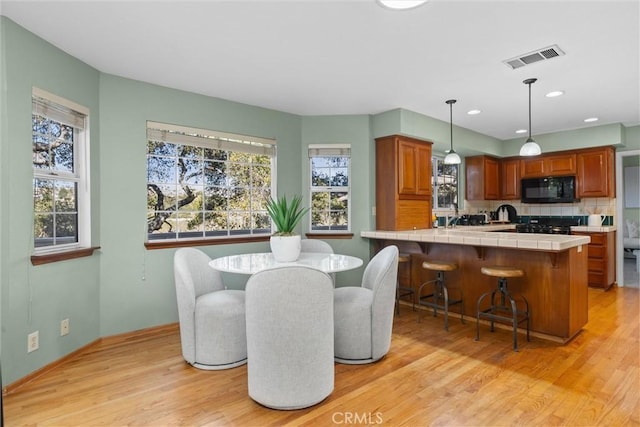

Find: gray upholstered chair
<box><xmin>301</xmin><ymin>238</ymin><xmax>333</xmax><ymax>254</ymax></box>
<box><xmin>333</xmin><ymin>245</ymin><xmax>399</xmax><ymax>364</ymax></box>
<box><xmin>301</xmin><ymin>238</ymin><xmax>335</xmax><ymax>285</ymax></box>
<box><xmin>173</xmin><ymin>248</ymin><xmax>247</xmax><ymax>370</ymax></box>
<box><xmin>245</xmin><ymin>266</ymin><xmax>334</xmax><ymax>410</ymax></box>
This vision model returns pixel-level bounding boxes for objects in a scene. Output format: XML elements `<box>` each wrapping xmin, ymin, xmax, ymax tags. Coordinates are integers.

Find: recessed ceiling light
<box><xmin>584</xmin><ymin>117</ymin><xmax>599</xmax><ymax>123</ymax></box>
<box><xmin>467</xmin><ymin>109</ymin><xmax>481</xmax><ymax>115</ymax></box>
<box><xmin>546</xmin><ymin>90</ymin><xmax>564</xmax><ymax>98</ymax></box>
<box><xmin>515</xmin><ymin>129</ymin><xmax>528</xmax><ymax>134</ymax></box>
<box><xmin>377</xmin><ymin>0</ymin><xmax>428</xmax><ymax>10</ymax></box>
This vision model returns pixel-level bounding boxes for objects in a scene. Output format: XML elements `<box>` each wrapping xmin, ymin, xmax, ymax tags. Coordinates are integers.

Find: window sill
<box><xmin>305</xmin><ymin>233</ymin><xmax>354</xmax><ymax>240</ymax></box>
<box><xmin>145</xmin><ymin>235</ymin><xmax>270</xmax><ymax>250</ymax></box>
<box><xmin>31</xmin><ymin>246</ymin><xmax>100</xmax><ymax>266</ymax></box>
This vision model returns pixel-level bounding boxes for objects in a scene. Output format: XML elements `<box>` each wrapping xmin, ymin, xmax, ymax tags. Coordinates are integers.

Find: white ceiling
<box><xmin>1</xmin><ymin>0</ymin><xmax>639</xmax><ymax>141</ymax></box>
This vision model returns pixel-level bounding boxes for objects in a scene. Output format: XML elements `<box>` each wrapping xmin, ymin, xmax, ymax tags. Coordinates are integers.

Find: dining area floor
<box><xmin>3</xmin><ymin>286</ymin><xmax>638</xmax><ymax>426</ymax></box>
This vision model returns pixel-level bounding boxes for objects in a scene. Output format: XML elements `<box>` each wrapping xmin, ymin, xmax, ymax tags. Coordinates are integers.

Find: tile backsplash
<box><xmin>463</xmin><ymin>198</ymin><xmax>618</xmax><ymax>223</ymax></box>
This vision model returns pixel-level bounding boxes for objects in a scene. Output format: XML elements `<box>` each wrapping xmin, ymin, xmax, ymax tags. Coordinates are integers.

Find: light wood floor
<box><xmin>4</xmin><ymin>287</ymin><xmax>639</xmax><ymax>426</ymax></box>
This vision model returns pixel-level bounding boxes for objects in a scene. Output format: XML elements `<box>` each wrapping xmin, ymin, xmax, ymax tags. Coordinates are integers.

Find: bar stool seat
<box><xmin>418</xmin><ymin>260</ymin><xmax>463</xmax><ymax>330</ymax></box>
<box><xmin>396</xmin><ymin>254</ymin><xmax>415</xmax><ymax>314</ymax></box>
<box><xmin>476</xmin><ymin>266</ymin><xmax>530</xmax><ymax>351</ymax></box>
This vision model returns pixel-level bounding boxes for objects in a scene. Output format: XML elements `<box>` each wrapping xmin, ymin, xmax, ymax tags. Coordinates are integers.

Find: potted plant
<box><xmin>265</xmin><ymin>194</ymin><xmax>309</xmax><ymax>262</ymax></box>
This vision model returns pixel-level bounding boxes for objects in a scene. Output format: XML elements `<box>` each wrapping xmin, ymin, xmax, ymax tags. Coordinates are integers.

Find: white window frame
<box><xmin>432</xmin><ymin>155</ymin><xmax>459</xmax><ymax>212</ymax></box>
<box><xmin>308</xmin><ymin>144</ymin><xmax>351</xmax><ymax>233</ymax></box>
<box><xmin>146</xmin><ymin>121</ymin><xmax>277</xmax><ymax>242</ymax></box>
<box><xmin>32</xmin><ymin>87</ymin><xmax>91</xmax><ymax>253</ymax></box>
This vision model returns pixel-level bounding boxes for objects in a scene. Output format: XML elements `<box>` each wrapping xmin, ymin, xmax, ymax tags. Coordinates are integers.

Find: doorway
<box><xmin>616</xmin><ymin>149</ymin><xmax>640</xmax><ymax>287</ymax></box>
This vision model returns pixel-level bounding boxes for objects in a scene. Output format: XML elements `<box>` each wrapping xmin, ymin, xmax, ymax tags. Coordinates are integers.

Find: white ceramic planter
<box><xmin>270</xmin><ymin>235</ymin><xmax>301</xmax><ymax>262</ymax></box>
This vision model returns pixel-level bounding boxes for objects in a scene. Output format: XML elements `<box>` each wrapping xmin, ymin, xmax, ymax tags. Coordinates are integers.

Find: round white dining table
<box><xmin>209</xmin><ymin>252</ymin><xmax>363</xmax><ymax>275</ymax></box>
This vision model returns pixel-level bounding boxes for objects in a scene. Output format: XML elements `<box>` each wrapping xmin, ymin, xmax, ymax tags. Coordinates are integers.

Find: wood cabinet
<box><xmin>465</xmin><ymin>146</ymin><xmax>614</xmax><ymax>201</ymax></box>
<box><xmin>500</xmin><ymin>157</ymin><xmax>521</xmax><ymax>200</ymax></box>
<box><xmin>520</xmin><ymin>153</ymin><xmax>576</xmax><ymax>178</ymax></box>
<box><xmin>368</xmin><ymin>236</ymin><xmax>588</xmax><ymax>342</ymax></box>
<box><xmin>398</xmin><ymin>139</ymin><xmax>432</xmax><ymax>196</ymax></box>
<box><xmin>375</xmin><ymin>135</ymin><xmax>433</xmax><ymax>230</ymax></box>
<box><xmin>577</xmin><ymin>147</ymin><xmax>615</xmax><ymax>198</ymax></box>
<box><xmin>465</xmin><ymin>155</ymin><xmax>500</xmax><ymax>200</ymax></box>
<box><xmin>572</xmin><ymin>231</ymin><xmax>616</xmax><ymax>289</ymax></box>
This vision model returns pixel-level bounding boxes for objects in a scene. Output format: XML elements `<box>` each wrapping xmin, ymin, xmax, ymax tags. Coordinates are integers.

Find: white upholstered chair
<box><xmin>300</xmin><ymin>238</ymin><xmax>333</xmax><ymax>254</ymax></box>
<box><xmin>173</xmin><ymin>248</ymin><xmax>247</xmax><ymax>370</ymax></box>
<box><xmin>245</xmin><ymin>266</ymin><xmax>334</xmax><ymax>410</ymax></box>
<box><xmin>301</xmin><ymin>239</ymin><xmax>335</xmax><ymax>285</ymax></box>
<box><xmin>333</xmin><ymin>245</ymin><xmax>399</xmax><ymax>364</ymax></box>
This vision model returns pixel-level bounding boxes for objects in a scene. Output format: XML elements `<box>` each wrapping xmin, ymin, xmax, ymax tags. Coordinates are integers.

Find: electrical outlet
<box><xmin>61</xmin><ymin>318</ymin><xmax>69</xmax><ymax>336</ymax></box>
<box><xmin>28</xmin><ymin>331</ymin><xmax>39</xmax><ymax>353</ymax></box>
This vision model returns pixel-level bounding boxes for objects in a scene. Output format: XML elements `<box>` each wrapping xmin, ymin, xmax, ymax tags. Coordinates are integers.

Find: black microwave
<box><xmin>521</xmin><ymin>176</ymin><xmax>578</xmax><ymax>204</ymax></box>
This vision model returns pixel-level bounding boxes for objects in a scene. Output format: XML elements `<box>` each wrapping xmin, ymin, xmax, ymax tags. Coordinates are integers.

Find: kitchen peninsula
<box><xmin>362</xmin><ymin>226</ymin><xmax>591</xmax><ymax>343</ymax></box>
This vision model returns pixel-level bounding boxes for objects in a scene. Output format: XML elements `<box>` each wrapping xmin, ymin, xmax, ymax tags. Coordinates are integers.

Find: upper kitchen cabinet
<box><xmin>466</xmin><ymin>155</ymin><xmax>500</xmax><ymax>200</ymax></box>
<box><xmin>520</xmin><ymin>153</ymin><xmax>576</xmax><ymax>178</ymax></box>
<box><xmin>500</xmin><ymin>157</ymin><xmax>521</xmax><ymax>200</ymax></box>
<box><xmin>375</xmin><ymin>135</ymin><xmax>433</xmax><ymax>230</ymax></box>
<box><xmin>398</xmin><ymin>138</ymin><xmax>432</xmax><ymax>196</ymax></box>
<box><xmin>577</xmin><ymin>146</ymin><xmax>615</xmax><ymax>198</ymax></box>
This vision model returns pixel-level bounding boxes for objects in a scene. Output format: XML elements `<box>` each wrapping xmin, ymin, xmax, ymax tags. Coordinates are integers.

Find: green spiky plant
<box><xmin>265</xmin><ymin>194</ymin><xmax>310</xmax><ymax>236</ymax></box>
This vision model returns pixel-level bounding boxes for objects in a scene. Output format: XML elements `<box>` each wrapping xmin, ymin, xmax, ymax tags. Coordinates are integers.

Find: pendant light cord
<box><xmin>445</xmin><ymin>99</ymin><xmax>456</xmax><ymax>151</ymax></box>
<box><xmin>523</xmin><ymin>78</ymin><xmax>537</xmax><ymax>140</ymax></box>
<box><xmin>450</xmin><ymin>102</ymin><xmax>454</xmax><ymax>151</ymax></box>
<box><xmin>528</xmin><ymin>81</ymin><xmax>532</xmax><ymax>139</ymax></box>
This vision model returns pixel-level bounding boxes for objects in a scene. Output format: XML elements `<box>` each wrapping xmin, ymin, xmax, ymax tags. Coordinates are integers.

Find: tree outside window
<box><xmin>309</xmin><ymin>145</ymin><xmax>351</xmax><ymax>232</ymax></box>
<box><xmin>32</xmin><ymin>91</ymin><xmax>88</xmax><ymax>250</ymax></box>
<box><xmin>146</xmin><ymin>123</ymin><xmax>275</xmax><ymax>241</ymax></box>
<box><xmin>432</xmin><ymin>157</ymin><xmax>458</xmax><ymax>210</ymax></box>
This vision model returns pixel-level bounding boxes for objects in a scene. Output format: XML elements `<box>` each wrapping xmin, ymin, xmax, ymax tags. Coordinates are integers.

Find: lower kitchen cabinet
<box><xmin>573</xmin><ymin>231</ymin><xmax>616</xmax><ymax>289</ymax></box>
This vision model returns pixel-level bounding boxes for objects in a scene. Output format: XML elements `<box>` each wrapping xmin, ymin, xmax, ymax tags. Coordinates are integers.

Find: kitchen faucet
<box><xmin>445</xmin><ymin>203</ymin><xmax>459</xmax><ymax>228</ymax></box>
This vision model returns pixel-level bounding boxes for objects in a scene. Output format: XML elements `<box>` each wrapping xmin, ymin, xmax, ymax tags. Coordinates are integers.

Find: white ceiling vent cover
<box><xmin>503</xmin><ymin>45</ymin><xmax>565</xmax><ymax>69</ymax></box>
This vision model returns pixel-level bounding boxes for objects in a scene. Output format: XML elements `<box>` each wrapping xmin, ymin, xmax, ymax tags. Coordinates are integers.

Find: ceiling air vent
<box><xmin>503</xmin><ymin>45</ymin><xmax>565</xmax><ymax>70</ymax></box>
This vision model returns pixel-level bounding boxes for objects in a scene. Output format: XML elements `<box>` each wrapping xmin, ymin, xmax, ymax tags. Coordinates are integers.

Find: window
<box><xmin>309</xmin><ymin>145</ymin><xmax>351</xmax><ymax>232</ymax></box>
<box><xmin>146</xmin><ymin>122</ymin><xmax>275</xmax><ymax>242</ymax></box>
<box><xmin>432</xmin><ymin>157</ymin><xmax>458</xmax><ymax>210</ymax></box>
<box><xmin>32</xmin><ymin>89</ymin><xmax>90</xmax><ymax>252</ymax></box>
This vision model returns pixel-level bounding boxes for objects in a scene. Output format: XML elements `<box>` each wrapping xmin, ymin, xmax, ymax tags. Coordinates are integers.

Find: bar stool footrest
<box><xmin>477</xmin><ymin>308</ymin><xmax>529</xmax><ymax>326</ymax></box>
<box><xmin>418</xmin><ymin>296</ymin><xmax>463</xmax><ymax>309</ymax></box>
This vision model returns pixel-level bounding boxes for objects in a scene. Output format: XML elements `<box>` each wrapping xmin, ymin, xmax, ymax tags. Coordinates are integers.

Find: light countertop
<box><xmin>361</xmin><ymin>227</ymin><xmax>590</xmax><ymax>251</ymax></box>
<box><xmin>571</xmin><ymin>225</ymin><xmax>617</xmax><ymax>233</ymax></box>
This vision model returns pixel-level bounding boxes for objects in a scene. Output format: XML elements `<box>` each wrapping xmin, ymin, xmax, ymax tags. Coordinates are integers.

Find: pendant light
<box><xmin>519</xmin><ymin>78</ymin><xmax>542</xmax><ymax>156</ymax></box>
<box><xmin>443</xmin><ymin>99</ymin><xmax>461</xmax><ymax>165</ymax></box>
<box><xmin>377</xmin><ymin>0</ymin><xmax>428</xmax><ymax>10</ymax></box>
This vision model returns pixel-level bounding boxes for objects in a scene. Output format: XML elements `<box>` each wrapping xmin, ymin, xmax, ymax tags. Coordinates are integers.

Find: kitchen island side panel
<box><xmin>373</xmin><ymin>240</ymin><xmax>589</xmax><ymax>342</ymax></box>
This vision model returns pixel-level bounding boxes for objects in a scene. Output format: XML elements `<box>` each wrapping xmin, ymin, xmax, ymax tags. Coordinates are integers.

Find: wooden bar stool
<box><xmin>417</xmin><ymin>261</ymin><xmax>463</xmax><ymax>330</ymax></box>
<box><xmin>396</xmin><ymin>253</ymin><xmax>415</xmax><ymax>315</ymax></box>
<box><xmin>476</xmin><ymin>266</ymin><xmax>530</xmax><ymax>351</ymax></box>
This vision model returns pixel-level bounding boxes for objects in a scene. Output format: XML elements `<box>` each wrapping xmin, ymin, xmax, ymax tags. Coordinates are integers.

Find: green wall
<box><xmin>1</xmin><ymin>17</ymin><xmax>101</xmax><ymax>384</ymax></box>
<box><xmin>301</xmin><ymin>115</ymin><xmax>372</xmax><ymax>285</ymax></box>
<box><xmin>502</xmin><ymin>123</ymin><xmax>631</xmax><ymax>156</ymax></box>
<box><xmin>2</xmin><ymin>15</ymin><xmax>639</xmax><ymax>387</ymax></box>
<box><xmin>622</xmin><ymin>154</ymin><xmax>640</xmax><ymax>227</ymax></box>
<box><xmin>0</xmin><ymin>15</ymin><xmax>7</xmax><ymax>365</ymax></box>
<box><xmin>98</xmin><ymin>74</ymin><xmax>303</xmax><ymax>337</ymax></box>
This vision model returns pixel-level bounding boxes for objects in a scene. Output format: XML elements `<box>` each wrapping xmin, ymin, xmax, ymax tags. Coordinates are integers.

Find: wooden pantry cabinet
<box><xmin>375</xmin><ymin>135</ymin><xmax>433</xmax><ymax>230</ymax></box>
<box><xmin>572</xmin><ymin>231</ymin><xmax>616</xmax><ymax>289</ymax></box>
